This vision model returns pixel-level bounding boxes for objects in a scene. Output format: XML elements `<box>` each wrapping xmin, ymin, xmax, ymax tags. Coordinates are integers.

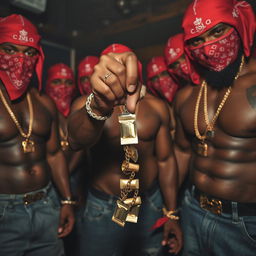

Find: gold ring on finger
<box><xmin>103</xmin><ymin>72</ymin><xmax>112</xmax><ymax>82</ymax></box>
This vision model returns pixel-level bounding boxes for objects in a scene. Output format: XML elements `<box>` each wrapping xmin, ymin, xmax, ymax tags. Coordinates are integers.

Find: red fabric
<box><xmin>182</xmin><ymin>0</ymin><xmax>256</xmax><ymax>57</ymax></box>
<box><xmin>164</xmin><ymin>33</ymin><xmax>184</xmax><ymax>67</ymax></box>
<box><xmin>146</xmin><ymin>56</ymin><xmax>179</xmax><ymax>103</ymax></box>
<box><xmin>45</xmin><ymin>63</ymin><xmax>75</xmax><ymax>117</ymax></box>
<box><xmin>78</xmin><ymin>56</ymin><xmax>99</xmax><ymax>95</ymax></box>
<box><xmin>101</xmin><ymin>43</ymin><xmax>143</xmax><ymax>83</ymax></box>
<box><xmin>0</xmin><ymin>14</ymin><xmax>44</xmax><ymax>100</ymax></box>
<box><xmin>151</xmin><ymin>217</ymin><xmax>169</xmax><ymax>230</ymax></box>
<box><xmin>189</xmin><ymin>28</ymin><xmax>240</xmax><ymax>71</ymax></box>
<box><xmin>164</xmin><ymin>33</ymin><xmax>200</xmax><ymax>84</ymax></box>
<box><xmin>146</xmin><ymin>56</ymin><xmax>167</xmax><ymax>79</ymax></box>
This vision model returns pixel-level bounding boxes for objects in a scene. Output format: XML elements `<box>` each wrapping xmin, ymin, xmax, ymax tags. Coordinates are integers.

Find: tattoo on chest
<box><xmin>246</xmin><ymin>85</ymin><xmax>256</xmax><ymax>109</ymax></box>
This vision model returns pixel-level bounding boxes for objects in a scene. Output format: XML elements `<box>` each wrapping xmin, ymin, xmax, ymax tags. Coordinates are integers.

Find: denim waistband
<box><xmin>190</xmin><ymin>185</ymin><xmax>256</xmax><ymax>217</ymax></box>
<box><xmin>89</xmin><ymin>180</ymin><xmax>159</xmax><ymax>202</ymax></box>
<box><xmin>0</xmin><ymin>182</ymin><xmax>52</xmax><ymax>201</ymax></box>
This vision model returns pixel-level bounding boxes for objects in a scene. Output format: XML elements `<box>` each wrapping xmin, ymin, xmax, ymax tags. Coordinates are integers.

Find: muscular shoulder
<box><xmin>30</xmin><ymin>88</ymin><xmax>57</xmax><ymax>117</ymax></box>
<box><xmin>140</xmin><ymin>93</ymin><xmax>170</xmax><ymax>122</ymax></box>
<box><xmin>174</xmin><ymin>84</ymin><xmax>195</xmax><ymax>113</ymax></box>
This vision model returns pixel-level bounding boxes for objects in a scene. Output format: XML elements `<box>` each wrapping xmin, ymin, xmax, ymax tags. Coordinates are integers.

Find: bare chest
<box><xmin>0</xmin><ymin>97</ymin><xmax>52</xmax><ymax>142</ymax></box>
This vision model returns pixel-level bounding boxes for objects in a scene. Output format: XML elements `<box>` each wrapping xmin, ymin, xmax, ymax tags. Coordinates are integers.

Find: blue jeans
<box><xmin>0</xmin><ymin>183</ymin><xmax>64</xmax><ymax>256</ymax></box>
<box><xmin>76</xmin><ymin>184</ymin><xmax>165</xmax><ymax>256</ymax></box>
<box><xmin>181</xmin><ymin>187</ymin><xmax>256</xmax><ymax>256</ymax></box>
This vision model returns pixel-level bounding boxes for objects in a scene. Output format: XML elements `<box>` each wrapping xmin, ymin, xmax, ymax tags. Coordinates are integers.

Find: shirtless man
<box><xmin>68</xmin><ymin>44</ymin><xmax>182</xmax><ymax>256</ymax></box>
<box><xmin>0</xmin><ymin>14</ymin><xmax>74</xmax><ymax>256</ymax></box>
<box><xmin>174</xmin><ymin>0</ymin><xmax>256</xmax><ymax>255</ymax></box>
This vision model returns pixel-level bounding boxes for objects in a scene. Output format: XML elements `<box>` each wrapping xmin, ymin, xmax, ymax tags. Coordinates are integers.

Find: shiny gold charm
<box><xmin>126</xmin><ymin>204</ymin><xmax>140</xmax><ymax>223</ymax></box>
<box><xmin>61</xmin><ymin>140</ymin><xmax>69</xmax><ymax>151</ymax></box>
<box><xmin>121</xmin><ymin>161</ymin><xmax>140</xmax><ymax>173</ymax></box>
<box><xmin>118</xmin><ymin>113</ymin><xmax>138</xmax><ymax>145</ymax></box>
<box><xmin>126</xmin><ymin>145</ymin><xmax>138</xmax><ymax>162</ymax></box>
<box><xmin>120</xmin><ymin>179</ymin><xmax>139</xmax><ymax>190</ymax></box>
<box><xmin>112</xmin><ymin>200</ymin><xmax>130</xmax><ymax>227</ymax></box>
<box><xmin>22</xmin><ymin>139</ymin><xmax>35</xmax><ymax>153</ymax></box>
<box><xmin>197</xmin><ymin>141</ymin><xmax>208</xmax><ymax>157</ymax></box>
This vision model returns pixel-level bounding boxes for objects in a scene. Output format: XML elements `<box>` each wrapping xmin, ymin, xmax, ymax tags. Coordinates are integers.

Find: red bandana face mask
<box><xmin>189</xmin><ymin>28</ymin><xmax>240</xmax><ymax>71</ymax></box>
<box><xmin>170</xmin><ymin>60</ymin><xmax>191</xmax><ymax>81</ymax></box>
<box><xmin>0</xmin><ymin>52</ymin><xmax>38</xmax><ymax>98</ymax></box>
<box><xmin>152</xmin><ymin>76</ymin><xmax>178</xmax><ymax>103</ymax></box>
<box><xmin>47</xmin><ymin>84</ymin><xmax>75</xmax><ymax>117</ymax></box>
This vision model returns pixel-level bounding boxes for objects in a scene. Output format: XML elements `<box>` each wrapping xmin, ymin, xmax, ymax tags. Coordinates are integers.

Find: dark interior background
<box><xmin>0</xmin><ymin>0</ymin><xmax>256</xmax><ymax>83</ymax></box>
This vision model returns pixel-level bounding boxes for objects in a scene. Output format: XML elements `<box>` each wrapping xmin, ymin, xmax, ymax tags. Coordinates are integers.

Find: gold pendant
<box><xmin>126</xmin><ymin>204</ymin><xmax>141</xmax><ymax>223</ymax></box>
<box><xmin>127</xmin><ymin>145</ymin><xmax>138</xmax><ymax>162</ymax></box>
<box><xmin>118</xmin><ymin>113</ymin><xmax>138</xmax><ymax>145</ymax></box>
<box><xmin>61</xmin><ymin>140</ymin><xmax>69</xmax><ymax>151</ymax></box>
<box><xmin>22</xmin><ymin>139</ymin><xmax>35</xmax><ymax>153</ymax></box>
<box><xmin>197</xmin><ymin>141</ymin><xmax>208</xmax><ymax>157</ymax></box>
<box><xmin>112</xmin><ymin>200</ymin><xmax>130</xmax><ymax>227</ymax></box>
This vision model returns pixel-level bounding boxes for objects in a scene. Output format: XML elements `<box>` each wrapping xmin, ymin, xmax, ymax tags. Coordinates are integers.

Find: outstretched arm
<box><xmin>68</xmin><ymin>52</ymin><xmax>141</xmax><ymax>150</ymax></box>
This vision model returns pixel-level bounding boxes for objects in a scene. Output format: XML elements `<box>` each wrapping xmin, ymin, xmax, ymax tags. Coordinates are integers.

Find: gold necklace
<box><xmin>204</xmin><ymin>55</ymin><xmax>245</xmax><ymax>136</ymax></box>
<box><xmin>0</xmin><ymin>89</ymin><xmax>34</xmax><ymax>153</ymax></box>
<box><xmin>194</xmin><ymin>55</ymin><xmax>245</xmax><ymax>156</ymax></box>
<box><xmin>59</xmin><ymin>125</ymin><xmax>69</xmax><ymax>151</ymax></box>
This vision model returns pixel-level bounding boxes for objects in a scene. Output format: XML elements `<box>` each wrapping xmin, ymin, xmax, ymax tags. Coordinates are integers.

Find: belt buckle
<box><xmin>23</xmin><ymin>191</ymin><xmax>45</xmax><ymax>205</ymax></box>
<box><xmin>200</xmin><ymin>194</ymin><xmax>222</xmax><ymax>215</ymax></box>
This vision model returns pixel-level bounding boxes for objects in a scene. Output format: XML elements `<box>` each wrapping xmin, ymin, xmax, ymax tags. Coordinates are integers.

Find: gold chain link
<box><xmin>0</xmin><ymin>89</ymin><xmax>33</xmax><ymax>139</ymax></box>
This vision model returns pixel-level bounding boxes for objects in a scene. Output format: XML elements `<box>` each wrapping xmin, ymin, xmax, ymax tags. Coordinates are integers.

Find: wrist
<box><xmin>163</xmin><ymin>207</ymin><xmax>180</xmax><ymax>220</ymax></box>
<box><xmin>85</xmin><ymin>93</ymin><xmax>113</xmax><ymax>121</ymax></box>
<box><xmin>60</xmin><ymin>196</ymin><xmax>77</xmax><ymax>206</ymax></box>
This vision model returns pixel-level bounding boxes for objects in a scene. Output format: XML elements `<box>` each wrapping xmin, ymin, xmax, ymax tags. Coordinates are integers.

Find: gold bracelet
<box><xmin>163</xmin><ymin>207</ymin><xmax>180</xmax><ymax>220</ymax></box>
<box><xmin>61</xmin><ymin>198</ymin><xmax>77</xmax><ymax>205</ymax></box>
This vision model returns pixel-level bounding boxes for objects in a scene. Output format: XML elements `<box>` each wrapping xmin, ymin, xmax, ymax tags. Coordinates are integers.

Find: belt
<box><xmin>193</xmin><ymin>186</ymin><xmax>256</xmax><ymax>216</ymax></box>
<box><xmin>23</xmin><ymin>191</ymin><xmax>47</xmax><ymax>205</ymax></box>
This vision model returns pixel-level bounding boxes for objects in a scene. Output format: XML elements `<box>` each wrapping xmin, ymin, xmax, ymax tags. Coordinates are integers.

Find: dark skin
<box><xmin>174</xmin><ymin>23</ymin><xmax>256</xmax><ymax>202</ymax></box>
<box><xmin>68</xmin><ymin>53</ymin><xmax>182</xmax><ymax>254</ymax></box>
<box><xmin>0</xmin><ymin>43</ymin><xmax>75</xmax><ymax>237</ymax></box>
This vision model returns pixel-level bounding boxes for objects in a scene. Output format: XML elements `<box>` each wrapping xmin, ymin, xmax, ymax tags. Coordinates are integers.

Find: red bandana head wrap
<box><xmin>78</xmin><ymin>56</ymin><xmax>99</xmax><ymax>95</ymax></box>
<box><xmin>0</xmin><ymin>14</ymin><xmax>44</xmax><ymax>100</ymax></box>
<box><xmin>45</xmin><ymin>63</ymin><xmax>75</xmax><ymax>117</ymax></box>
<box><xmin>164</xmin><ymin>33</ymin><xmax>200</xmax><ymax>84</ymax></box>
<box><xmin>146</xmin><ymin>56</ymin><xmax>178</xmax><ymax>103</ymax></box>
<box><xmin>101</xmin><ymin>43</ymin><xmax>143</xmax><ymax>83</ymax></box>
<box><xmin>182</xmin><ymin>0</ymin><xmax>256</xmax><ymax>70</ymax></box>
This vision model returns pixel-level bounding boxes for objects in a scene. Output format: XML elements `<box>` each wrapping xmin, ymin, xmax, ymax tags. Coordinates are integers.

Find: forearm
<box><xmin>48</xmin><ymin>150</ymin><xmax>72</xmax><ymax>198</ymax></box>
<box><xmin>174</xmin><ymin>143</ymin><xmax>191</xmax><ymax>187</ymax></box>
<box><xmin>158</xmin><ymin>156</ymin><xmax>178</xmax><ymax>211</ymax></box>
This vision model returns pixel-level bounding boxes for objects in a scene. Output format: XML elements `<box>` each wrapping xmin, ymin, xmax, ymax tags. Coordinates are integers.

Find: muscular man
<box><xmin>164</xmin><ymin>33</ymin><xmax>200</xmax><ymax>86</ymax></box>
<box><xmin>77</xmin><ymin>56</ymin><xmax>99</xmax><ymax>96</ymax></box>
<box><xmin>0</xmin><ymin>14</ymin><xmax>74</xmax><ymax>256</ymax></box>
<box><xmin>68</xmin><ymin>44</ymin><xmax>182</xmax><ymax>256</ymax></box>
<box><xmin>174</xmin><ymin>0</ymin><xmax>256</xmax><ymax>255</ymax></box>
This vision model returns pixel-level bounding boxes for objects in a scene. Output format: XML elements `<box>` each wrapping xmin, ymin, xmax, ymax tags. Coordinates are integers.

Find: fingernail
<box><xmin>128</xmin><ymin>85</ymin><xmax>136</xmax><ymax>92</ymax></box>
<box><xmin>162</xmin><ymin>241</ymin><xmax>166</xmax><ymax>246</ymax></box>
<box><xmin>58</xmin><ymin>228</ymin><xmax>63</xmax><ymax>233</ymax></box>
